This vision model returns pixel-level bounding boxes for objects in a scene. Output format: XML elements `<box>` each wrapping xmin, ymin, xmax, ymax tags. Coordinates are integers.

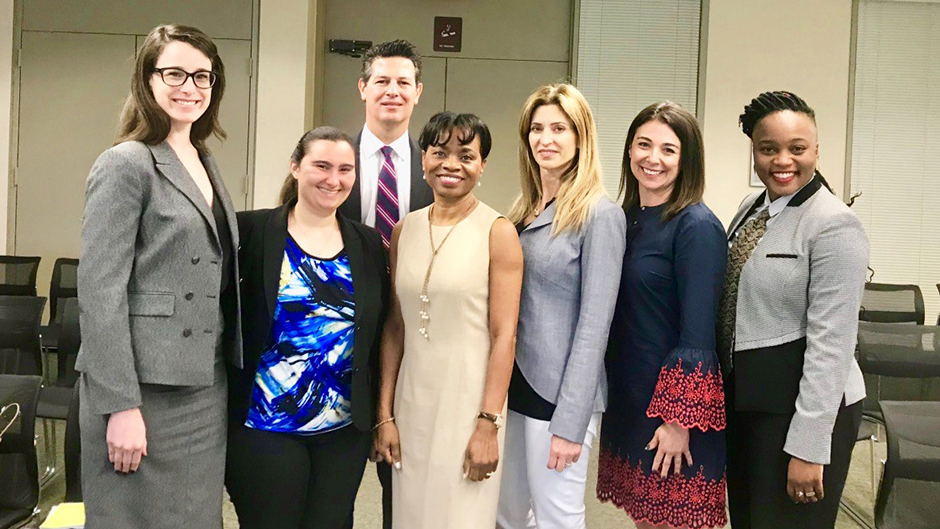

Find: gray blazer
<box><xmin>76</xmin><ymin>141</ymin><xmax>243</xmax><ymax>415</ymax></box>
<box><xmin>728</xmin><ymin>177</ymin><xmax>867</xmax><ymax>464</ymax></box>
<box><xmin>516</xmin><ymin>198</ymin><xmax>626</xmax><ymax>444</ymax></box>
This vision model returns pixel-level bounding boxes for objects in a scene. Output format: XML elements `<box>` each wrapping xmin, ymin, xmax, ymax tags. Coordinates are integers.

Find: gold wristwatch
<box><xmin>477</xmin><ymin>411</ymin><xmax>504</xmax><ymax>430</ymax></box>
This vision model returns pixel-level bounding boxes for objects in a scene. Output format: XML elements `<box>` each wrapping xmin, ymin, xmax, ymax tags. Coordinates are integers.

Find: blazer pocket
<box><xmin>765</xmin><ymin>253</ymin><xmax>798</xmax><ymax>259</ymax></box>
<box><xmin>128</xmin><ymin>292</ymin><xmax>175</xmax><ymax>317</ymax></box>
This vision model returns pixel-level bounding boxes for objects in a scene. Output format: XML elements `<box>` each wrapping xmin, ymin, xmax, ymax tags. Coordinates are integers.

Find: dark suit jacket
<box><xmin>337</xmin><ymin>129</ymin><xmax>434</xmax><ymax>222</ymax></box>
<box><xmin>230</xmin><ymin>199</ymin><xmax>390</xmax><ymax>432</ymax></box>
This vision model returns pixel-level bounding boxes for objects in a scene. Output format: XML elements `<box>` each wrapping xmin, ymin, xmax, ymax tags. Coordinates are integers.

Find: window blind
<box><xmin>851</xmin><ymin>0</ymin><xmax>940</xmax><ymax>323</ymax></box>
<box><xmin>575</xmin><ymin>0</ymin><xmax>702</xmax><ymax>198</ymax></box>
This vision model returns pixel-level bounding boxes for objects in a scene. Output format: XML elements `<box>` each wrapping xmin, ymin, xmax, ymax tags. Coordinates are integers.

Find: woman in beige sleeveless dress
<box><xmin>374</xmin><ymin>112</ymin><xmax>523</xmax><ymax>529</ymax></box>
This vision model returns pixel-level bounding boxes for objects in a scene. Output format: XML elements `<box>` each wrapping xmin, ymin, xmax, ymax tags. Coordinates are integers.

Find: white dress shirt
<box><xmin>358</xmin><ymin>126</ymin><xmax>412</xmax><ymax>228</ymax></box>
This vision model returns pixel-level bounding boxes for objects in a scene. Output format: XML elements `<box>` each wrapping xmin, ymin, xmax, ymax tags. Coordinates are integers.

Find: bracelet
<box><xmin>373</xmin><ymin>417</ymin><xmax>395</xmax><ymax>431</ymax></box>
<box><xmin>477</xmin><ymin>411</ymin><xmax>503</xmax><ymax>429</ymax></box>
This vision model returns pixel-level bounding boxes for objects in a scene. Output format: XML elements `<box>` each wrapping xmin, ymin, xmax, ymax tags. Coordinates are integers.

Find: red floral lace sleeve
<box><xmin>646</xmin><ymin>354</ymin><xmax>725</xmax><ymax>432</ymax></box>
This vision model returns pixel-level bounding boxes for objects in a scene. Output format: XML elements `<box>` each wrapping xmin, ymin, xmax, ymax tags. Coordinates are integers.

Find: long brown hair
<box><xmin>117</xmin><ymin>24</ymin><xmax>226</xmax><ymax>149</ymax></box>
<box><xmin>621</xmin><ymin>101</ymin><xmax>704</xmax><ymax>221</ymax></box>
<box><xmin>279</xmin><ymin>127</ymin><xmax>356</xmax><ymax>206</ymax></box>
<box><xmin>507</xmin><ymin>83</ymin><xmax>605</xmax><ymax>234</ymax></box>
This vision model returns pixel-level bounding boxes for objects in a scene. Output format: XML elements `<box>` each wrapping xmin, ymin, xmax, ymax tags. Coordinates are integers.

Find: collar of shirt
<box><xmin>360</xmin><ymin>126</ymin><xmax>410</xmax><ymax>162</ymax></box>
<box><xmin>758</xmin><ymin>177</ymin><xmax>813</xmax><ymax>218</ymax></box>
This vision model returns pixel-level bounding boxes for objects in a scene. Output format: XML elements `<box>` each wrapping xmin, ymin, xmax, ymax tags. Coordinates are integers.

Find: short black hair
<box><xmin>419</xmin><ymin>112</ymin><xmax>492</xmax><ymax>159</ymax></box>
<box><xmin>360</xmin><ymin>40</ymin><xmax>422</xmax><ymax>83</ymax></box>
<box><xmin>739</xmin><ymin>91</ymin><xmax>816</xmax><ymax>138</ymax></box>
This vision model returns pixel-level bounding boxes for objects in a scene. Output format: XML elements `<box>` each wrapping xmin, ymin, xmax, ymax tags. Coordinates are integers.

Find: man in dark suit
<box><xmin>338</xmin><ymin>39</ymin><xmax>432</xmax><ymax>529</ymax></box>
<box><xmin>338</xmin><ymin>39</ymin><xmax>433</xmax><ymax>248</ymax></box>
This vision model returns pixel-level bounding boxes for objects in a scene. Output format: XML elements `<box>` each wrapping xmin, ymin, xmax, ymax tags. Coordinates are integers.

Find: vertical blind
<box><xmin>576</xmin><ymin>0</ymin><xmax>702</xmax><ymax>198</ymax></box>
<box><xmin>851</xmin><ymin>0</ymin><xmax>940</xmax><ymax>322</ymax></box>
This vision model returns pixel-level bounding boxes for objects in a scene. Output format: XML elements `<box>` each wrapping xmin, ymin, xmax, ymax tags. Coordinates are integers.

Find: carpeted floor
<box><xmin>37</xmin><ymin>420</ymin><xmax>876</xmax><ymax>528</ymax></box>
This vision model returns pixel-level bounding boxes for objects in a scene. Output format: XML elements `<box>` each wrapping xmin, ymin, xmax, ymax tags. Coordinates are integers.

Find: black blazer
<box><xmin>229</xmin><ymin>199</ymin><xmax>390</xmax><ymax>432</ymax></box>
<box><xmin>337</xmin><ymin>129</ymin><xmax>434</xmax><ymax>222</ymax></box>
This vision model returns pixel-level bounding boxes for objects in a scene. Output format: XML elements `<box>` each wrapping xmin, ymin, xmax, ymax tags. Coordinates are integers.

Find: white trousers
<box><xmin>496</xmin><ymin>410</ymin><xmax>602</xmax><ymax>529</ymax></box>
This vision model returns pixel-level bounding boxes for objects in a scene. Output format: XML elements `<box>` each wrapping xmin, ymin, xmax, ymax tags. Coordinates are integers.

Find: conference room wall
<box><xmin>1</xmin><ymin>0</ymin><xmax>856</xmax><ymax>240</ymax></box>
<box><xmin>700</xmin><ymin>0</ymin><xmax>853</xmax><ymax>226</ymax></box>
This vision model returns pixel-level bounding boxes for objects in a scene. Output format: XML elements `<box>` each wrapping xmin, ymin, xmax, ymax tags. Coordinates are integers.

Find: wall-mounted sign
<box><xmin>434</xmin><ymin>17</ymin><xmax>462</xmax><ymax>52</ymax></box>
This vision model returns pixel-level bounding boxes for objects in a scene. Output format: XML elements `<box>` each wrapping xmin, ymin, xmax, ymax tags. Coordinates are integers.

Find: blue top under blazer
<box><xmin>727</xmin><ymin>176</ymin><xmax>868</xmax><ymax>465</ymax></box>
<box><xmin>76</xmin><ymin>140</ymin><xmax>244</xmax><ymax>415</ymax></box>
<box><xmin>515</xmin><ymin>198</ymin><xmax>626</xmax><ymax>444</ymax></box>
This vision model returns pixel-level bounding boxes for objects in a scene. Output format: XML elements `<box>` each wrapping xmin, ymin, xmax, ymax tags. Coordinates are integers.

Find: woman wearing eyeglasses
<box><xmin>76</xmin><ymin>25</ymin><xmax>241</xmax><ymax>528</ymax></box>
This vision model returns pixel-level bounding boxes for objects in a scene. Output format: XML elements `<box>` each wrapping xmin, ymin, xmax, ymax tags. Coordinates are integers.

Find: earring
<box><xmin>477</xmin><ymin>179</ymin><xmax>482</xmax><ymax>187</ymax></box>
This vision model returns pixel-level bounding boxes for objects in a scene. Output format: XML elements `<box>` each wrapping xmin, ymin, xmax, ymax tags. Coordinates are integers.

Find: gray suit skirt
<box><xmin>80</xmin><ymin>353</ymin><xmax>227</xmax><ymax>529</ymax></box>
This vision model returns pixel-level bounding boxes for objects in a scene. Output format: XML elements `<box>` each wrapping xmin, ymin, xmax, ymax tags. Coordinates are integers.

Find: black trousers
<box><xmin>726</xmin><ymin>400</ymin><xmax>863</xmax><ymax>529</ymax></box>
<box><xmin>225</xmin><ymin>423</ymin><xmax>371</xmax><ymax>529</ymax></box>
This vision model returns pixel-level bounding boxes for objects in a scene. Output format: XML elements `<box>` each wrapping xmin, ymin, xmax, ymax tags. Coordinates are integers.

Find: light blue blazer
<box><xmin>515</xmin><ymin>197</ymin><xmax>626</xmax><ymax>444</ymax></box>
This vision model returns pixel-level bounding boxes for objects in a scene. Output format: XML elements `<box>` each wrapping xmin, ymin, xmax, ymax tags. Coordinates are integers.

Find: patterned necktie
<box><xmin>375</xmin><ymin>145</ymin><xmax>399</xmax><ymax>248</ymax></box>
<box><xmin>717</xmin><ymin>208</ymin><xmax>771</xmax><ymax>374</ymax></box>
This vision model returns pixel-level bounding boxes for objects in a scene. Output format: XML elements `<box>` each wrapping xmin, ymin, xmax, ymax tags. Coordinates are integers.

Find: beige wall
<box><xmin>700</xmin><ymin>0</ymin><xmax>853</xmax><ymax>226</ymax></box>
<box><xmin>253</xmin><ymin>0</ymin><xmax>314</xmax><ymax>209</ymax></box>
<box><xmin>1</xmin><ymin>0</ymin><xmax>858</xmax><ymax>219</ymax></box>
<box><xmin>0</xmin><ymin>0</ymin><xmax>12</xmax><ymax>251</ymax></box>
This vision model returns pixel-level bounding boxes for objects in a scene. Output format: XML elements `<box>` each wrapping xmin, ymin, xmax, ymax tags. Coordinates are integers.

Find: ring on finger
<box><xmin>797</xmin><ymin>491</ymin><xmax>805</xmax><ymax>499</ymax></box>
<box><xmin>805</xmin><ymin>491</ymin><xmax>816</xmax><ymax>498</ymax></box>
<box><xmin>564</xmin><ymin>461</ymin><xmax>573</xmax><ymax>468</ymax></box>
<box><xmin>485</xmin><ymin>471</ymin><xmax>494</xmax><ymax>478</ymax></box>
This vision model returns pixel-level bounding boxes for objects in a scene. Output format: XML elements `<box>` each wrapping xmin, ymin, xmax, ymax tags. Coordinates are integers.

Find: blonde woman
<box><xmin>496</xmin><ymin>83</ymin><xmax>626</xmax><ymax>529</ymax></box>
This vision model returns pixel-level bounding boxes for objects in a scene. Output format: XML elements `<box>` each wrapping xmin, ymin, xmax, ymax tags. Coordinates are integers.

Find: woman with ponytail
<box><xmin>226</xmin><ymin>127</ymin><xmax>389</xmax><ymax>528</ymax></box>
<box><xmin>721</xmin><ymin>91</ymin><xmax>869</xmax><ymax>528</ymax></box>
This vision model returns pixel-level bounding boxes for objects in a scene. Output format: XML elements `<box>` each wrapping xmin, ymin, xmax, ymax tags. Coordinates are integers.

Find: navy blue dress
<box><xmin>597</xmin><ymin>202</ymin><xmax>728</xmax><ymax>528</ymax></box>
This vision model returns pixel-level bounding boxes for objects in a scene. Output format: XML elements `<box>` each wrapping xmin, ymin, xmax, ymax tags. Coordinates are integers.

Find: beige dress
<box><xmin>392</xmin><ymin>202</ymin><xmax>507</xmax><ymax>529</ymax></box>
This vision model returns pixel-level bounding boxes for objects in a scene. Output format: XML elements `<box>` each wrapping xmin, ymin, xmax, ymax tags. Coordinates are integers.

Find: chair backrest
<box><xmin>0</xmin><ymin>256</ymin><xmax>41</xmax><ymax>297</ymax></box>
<box><xmin>857</xmin><ymin>322</ymin><xmax>940</xmax><ymax>379</ymax></box>
<box><xmin>0</xmin><ymin>296</ymin><xmax>46</xmax><ymax>376</ymax></box>
<box><xmin>56</xmin><ymin>298</ymin><xmax>81</xmax><ymax>387</ymax></box>
<box><xmin>0</xmin><ymin>374</ymin><xmax>42</xmax><ymax>511</ymax></box>
<box><xmin>49</xmin><ymin>258</ymin><xmax>79</xmax><ymax>326</ymax></box>
<box><xmin>859</xmin><ymin>282</ymin><xmax>925</xmax><ymax>325</ymax></box>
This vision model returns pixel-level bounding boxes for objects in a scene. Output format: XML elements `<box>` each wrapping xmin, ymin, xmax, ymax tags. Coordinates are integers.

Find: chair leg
<box><xmin>870</xmin><ymin>434</ymin><xmax>877</xmax><ymax>501</ymax></box>
<box><xmin>39</xmin><ymin>418</ymin><xmax>58</xmax><ymax>485</ymax></box>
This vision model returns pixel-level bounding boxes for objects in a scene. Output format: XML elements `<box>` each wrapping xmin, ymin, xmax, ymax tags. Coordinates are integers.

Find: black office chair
<box><xmin>38</xmin><ymin>297</ymin><xmax>80</xmax><ymax>419</ymax></box>
<box><xmin>37</xmin><ymin>298</ymin><xmax>80</xmax><ymax>482</ymax></box>
<box><xmin>0</xmin><ymin>296</ymin><xmax>47</xmax><ymax>377</ymax></box>
<box><xmin>39</xmin><ymin>258</ymin><xmax>79</xmax><ymax>350</ymax></box>
<box><xmin>854</xmin><ymin>323</ymin><xmax>940</xmax><ymax>526</ymax></box>
<box><xmin>0</xmin><ymin>257</ymin><xmax>41</xmax><ymax>297</ymax></box>
<box><xmin>859</xmin><ymin>282</ymin><xmax>925</xmax><ymax>325</ymax></box>
<box><xmin>0</xmin><ymin>375</ymin><xmax>42</xmax><ymax>529</ymax></box>
<box><xmin>875</xmin><ymin>401</ymin><xmax>940</xmax><ymax>529</ymax></box>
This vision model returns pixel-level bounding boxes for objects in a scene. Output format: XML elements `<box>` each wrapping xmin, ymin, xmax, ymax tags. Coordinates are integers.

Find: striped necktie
<box><xmin>375</xmin><ymin>145</ymin><xmax>399</xmax><ymax>248</ymax></box>
<box><xmin>717</xmin><ymin>208</ymin><xmax>771</xmax><ymax>375</ymax></box>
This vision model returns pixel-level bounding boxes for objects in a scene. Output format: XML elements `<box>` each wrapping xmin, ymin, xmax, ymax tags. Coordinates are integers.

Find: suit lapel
<box><xmin>262</xmin><ymin>202</ymin><xmax>290</xmax><ymax>319</ymax></box>
<box><xmin>338</xmin><ymin>215</ymin><xmax>368</xmax><ymax>371</ymax></box>
<box><xmin>148</xmin><ymin>141</ymin><xmax>217</xmax><ymax>244</ymax></box>
<box><xmin>727</xmin><ymin>191</ymin><xmax>765</xmax><ymax>241</ymax></box>
<box><xmin>409</xmin><ymin>137</ymin><xmax>432</xmax><ymax>209</ymax></box>
<box><xmin>342</xmin><ymin>130</ymin><xmax>364</xmax><ymax>222</ymax></box>
<box><xmin>523</xmin><ymin>201</ymin><xmax>557</xmax><ymax>233</ymax></box>
<box><xmin>201</xmin><ymin>151</ymin><xmax>239</xmax><ymax>247</ymax></box>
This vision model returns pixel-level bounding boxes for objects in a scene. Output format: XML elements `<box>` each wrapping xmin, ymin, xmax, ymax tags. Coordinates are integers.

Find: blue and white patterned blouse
<box><xmin>246</xmin><ymin>235</ymin><xmax>355</xmax><ymax>434</ymax></box>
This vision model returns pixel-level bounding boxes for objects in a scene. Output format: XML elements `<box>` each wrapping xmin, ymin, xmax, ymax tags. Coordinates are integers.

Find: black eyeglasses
<box><xmin>152</xmin><ymin>67</ymin><xmax>218</xmax><ymax>89</ymax></box>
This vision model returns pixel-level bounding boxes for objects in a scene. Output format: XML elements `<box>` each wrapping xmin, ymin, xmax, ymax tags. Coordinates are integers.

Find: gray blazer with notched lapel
<box><xmin>76</xmin><ymin>140</ymin><xmax>243</xmax><ymax>416</ymax></box>
<box><xmin>727</xmin><ymin>177</ymin><xmax>867</xmax><ymax>464</ymax></box>
<box><xmin>515</xmin><ymin>198</ymin><xmax>626</xmax><ymax>444</ymax></box>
